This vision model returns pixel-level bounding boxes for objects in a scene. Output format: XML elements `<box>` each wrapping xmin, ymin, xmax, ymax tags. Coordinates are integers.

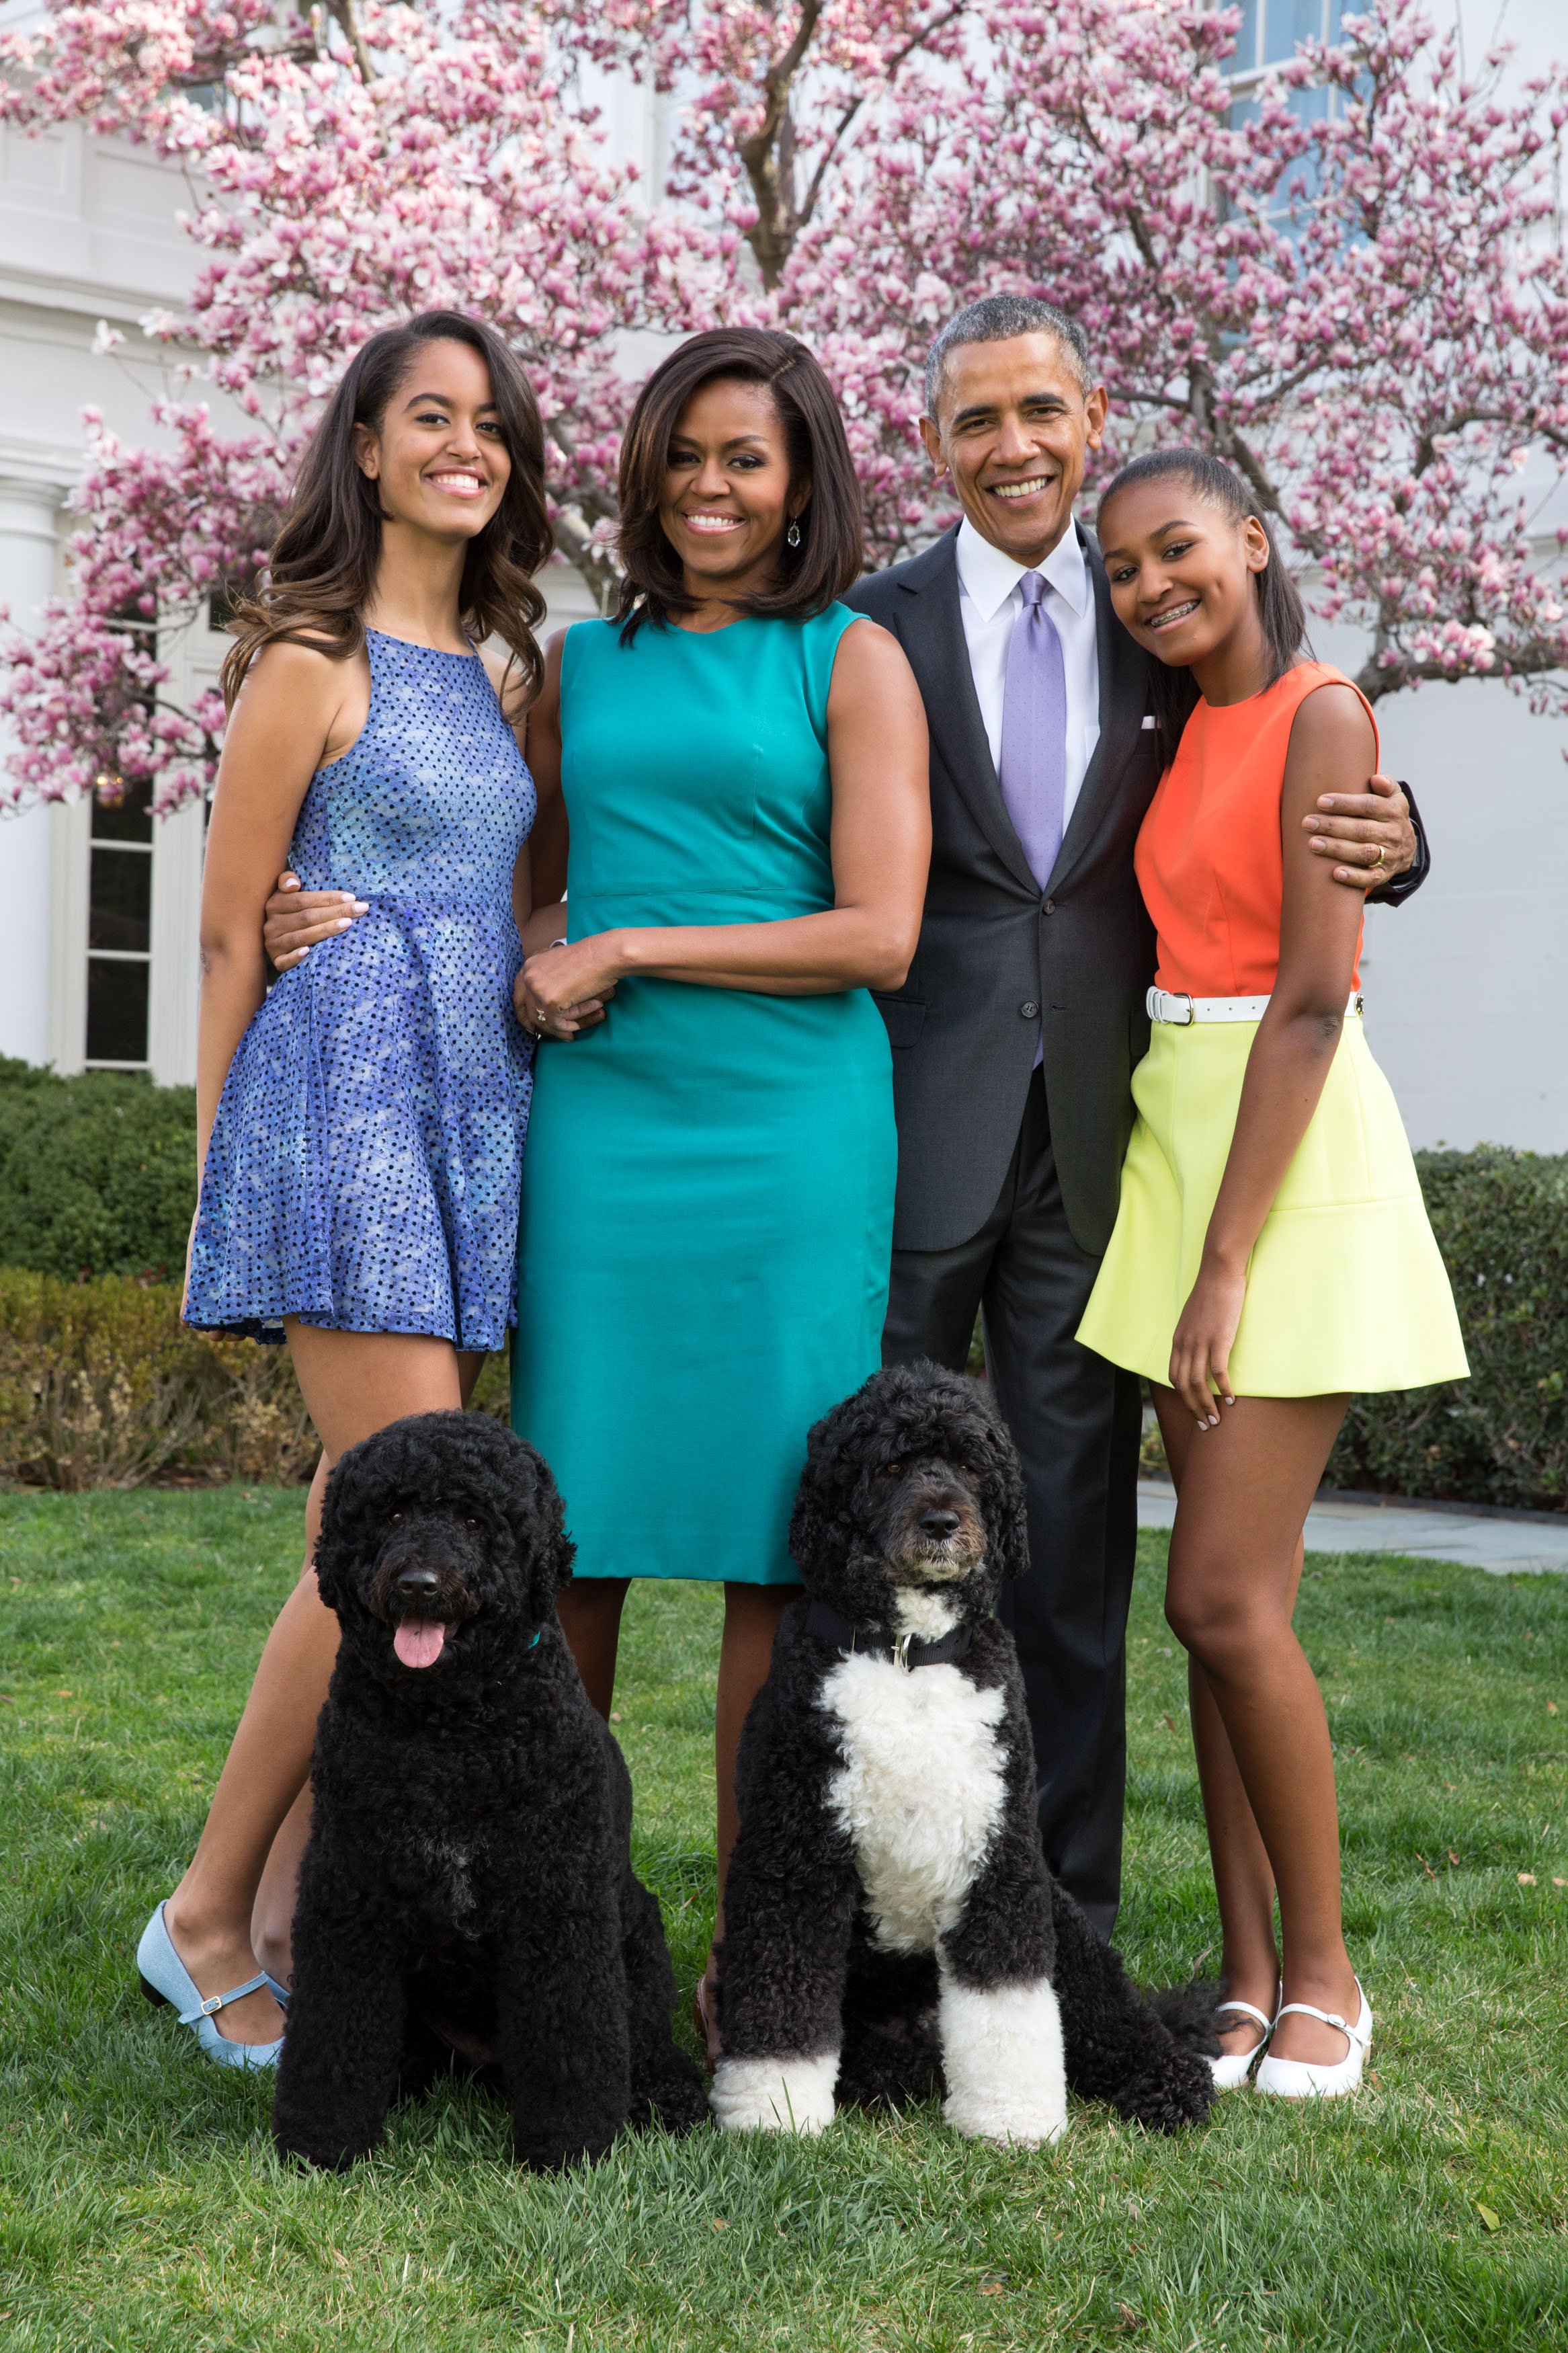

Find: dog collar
<box><xmin>805</xmin><ymin>1599</ymin><xmax>975</xmax><ymax>1671</ymax></box>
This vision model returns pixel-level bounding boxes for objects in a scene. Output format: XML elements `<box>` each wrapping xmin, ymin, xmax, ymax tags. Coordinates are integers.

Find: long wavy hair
<box><xmin>220</xmin><ymin>311</ymin><xmax>552</xmax><ymax>711</ymax></box>
<box><xmin>1096</xmin><ymin>447</ymin><xmax>1309</xmax><ymax>760</ymax></box>
<box><xmin>613</xmin><ymin>328</ymin><xmax>864</xmax><ymax>642</ymax></box>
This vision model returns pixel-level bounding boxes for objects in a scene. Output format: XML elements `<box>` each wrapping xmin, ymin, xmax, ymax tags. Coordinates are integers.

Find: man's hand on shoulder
<box><xmin>1302</xmin><ymin>771</ymin><xmax>1416</xmax><ymax>895</ymax></box>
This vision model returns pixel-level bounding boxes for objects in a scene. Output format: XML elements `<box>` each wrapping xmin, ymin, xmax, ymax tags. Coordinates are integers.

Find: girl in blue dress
<box><xmin>136</xmin><ymin>311</ymin><xmax>552</xmax><ymax>2065</ymax></box>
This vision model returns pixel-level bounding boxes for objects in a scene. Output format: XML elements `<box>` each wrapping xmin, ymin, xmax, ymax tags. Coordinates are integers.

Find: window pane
<box><xmin>91</xmin><ymin>776</ymin><xmax>153</xmax><ymax>844</ymax></box>
<box><xmin>86</xmin><ymin>957</ymin><xmax>149</xmax><ymax>1064</ymax></box>
<box><xmin>89</xmin><ymin>846</ymin><xmax>152</xmax><ymax>952</ymax></box>
<box><xmin>1237</xmin><ymin>0</ymin><xmax>1260</xmax><ymax>69</ymax></box>
<box><xmin>1264</xmin><ymin>0</ymin><xmax>1322</xmax><ymax>63</ymax></box>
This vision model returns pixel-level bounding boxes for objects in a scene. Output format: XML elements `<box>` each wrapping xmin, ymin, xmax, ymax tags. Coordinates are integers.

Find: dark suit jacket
<box><xmin>845</xmin><ymin>523</ymin><xmax>1428</xmax><ymax>1259</ymax></box>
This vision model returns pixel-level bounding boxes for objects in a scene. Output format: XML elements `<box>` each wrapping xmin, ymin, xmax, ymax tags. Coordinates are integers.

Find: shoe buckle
<box><xmin>199</xmin><ymin>1993</ymin><xmax>224</xmax><ymax>2016</ymax></box>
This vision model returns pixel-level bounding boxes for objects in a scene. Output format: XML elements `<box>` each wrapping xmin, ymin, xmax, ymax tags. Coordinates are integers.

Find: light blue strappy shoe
<box><xmin>136</xmin><ymin>1902</ymin><xmax>286</xmax><ymax>2070</ymax></box>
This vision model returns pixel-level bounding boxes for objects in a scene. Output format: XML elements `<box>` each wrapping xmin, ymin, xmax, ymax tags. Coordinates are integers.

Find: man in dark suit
<box><xmin>845</xmin><ymin>295</ymin><xmax>1426</xmax><ymax>1935</ymax></box>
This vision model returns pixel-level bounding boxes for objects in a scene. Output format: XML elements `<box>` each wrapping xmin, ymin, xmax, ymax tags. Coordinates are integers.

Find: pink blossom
<box><xmin>2</xmin><ymin>0</ymin><xmax>1566</xmax><ymax>807</ymax></box>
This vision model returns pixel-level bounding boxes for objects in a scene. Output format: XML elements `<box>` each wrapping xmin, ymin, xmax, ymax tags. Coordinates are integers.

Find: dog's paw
<box><xmin>938</xmin><ymin>1972</ymin><xmax>1069</xmax><ymax>2147</ymax></box>
<box><xmin>272</xmin><ymin>2130</ymin><xmax>373</xmax><ymax>2173</ymax></box>
<box><xmin>709</xmin><ymin>2052</ymin><xmax>839</xmax><ymax>2135</ymax></box>
<box><xmin>630</xmin><ymin>2050</ymin><xmax>710</xmax><ymax>2138</ymax></box>
<box><xmin>1109</xmin><ymin>2046</ymin><xmax>1217</xmax><ymax>2133</ymax></box>
<box><xmin>511</xmin><ymin>2126</ymin><xmax>619</xmax><ymax>2173</ymax></box>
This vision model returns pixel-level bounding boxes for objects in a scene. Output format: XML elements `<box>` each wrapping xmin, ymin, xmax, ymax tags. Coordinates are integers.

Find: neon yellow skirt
<box><xmin>1077</xmin><ymin>1015</ymin><xmax>1469</xmax><ymax>1397</ymax></box>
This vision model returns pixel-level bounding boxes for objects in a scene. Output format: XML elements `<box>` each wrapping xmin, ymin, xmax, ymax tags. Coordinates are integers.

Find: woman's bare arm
<box><xmin>515</xmin><ymin>620</ymin><xmax>930</xmax><ymax>1025</ymax></box>
<box><xmin>515</xmin><ymin>631</ymin><xmax>569</xmax><ymax>953</ymax></box>
<box><xmin>196</xmin><ymin>642</ymin><xmax>360</xmax><ymax>1176</ymax></box>
<box><xmin>1167</xmin><ymin>683</ymin><xmax>1373</xmax><ymax>1424</ymax></box>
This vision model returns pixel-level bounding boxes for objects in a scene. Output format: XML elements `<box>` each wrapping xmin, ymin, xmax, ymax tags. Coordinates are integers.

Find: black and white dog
<box><xmin>272</xmin><ymin>1412</ymin><xmax>707</xmax><ymax>2172</ymax></box>
<box><xmin>712</xmin><ymin>1364</ymin><xmax>1216</xmax><ymax>2144</ymax></box>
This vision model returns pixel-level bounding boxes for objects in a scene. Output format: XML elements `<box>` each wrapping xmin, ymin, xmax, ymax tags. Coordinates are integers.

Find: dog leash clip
<box><xmin>894</xmin><ymin>1630</ymin><xmax>915</xmax><ymax>1673</ymax></box>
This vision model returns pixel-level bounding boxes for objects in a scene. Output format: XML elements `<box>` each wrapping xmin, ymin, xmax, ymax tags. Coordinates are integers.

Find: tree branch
<box><xmin>325</xmin><ymin>0</ymin><xmax>375</xmax><ymax>88</ymax></box>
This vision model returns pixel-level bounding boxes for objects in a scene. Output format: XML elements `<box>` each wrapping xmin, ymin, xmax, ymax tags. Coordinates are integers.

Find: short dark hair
<box><xmin>924</xmin><ymin>295</ymin><xmax>1092</xmax><ymax>417</ymax></box>
<box><xmin>613</xmin><ymin>329</ymin><xmax>864</xmax><ymax>641</ymax></box>
<box><xmin>221</xmin><ymin>310</ymin><xmax>550</xmax><ymax>712</ymax></box>
<box><xmin>1095</xmin><ymin>447</ymin><xmax>1311</xmax><ymax>755</ymax></box>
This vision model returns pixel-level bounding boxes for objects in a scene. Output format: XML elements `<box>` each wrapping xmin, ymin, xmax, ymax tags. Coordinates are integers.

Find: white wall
<box><xmin>1356</xmin><ymin>664</ymin><xmax>1568</xmax><ymax>1152</ymax></box>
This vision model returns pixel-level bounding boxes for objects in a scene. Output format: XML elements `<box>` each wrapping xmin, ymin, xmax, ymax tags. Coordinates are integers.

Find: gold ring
<box><xmin>1373</xmin><ymin>844</ymin><xmax>1386</xmax><ymax>867</ymax></box>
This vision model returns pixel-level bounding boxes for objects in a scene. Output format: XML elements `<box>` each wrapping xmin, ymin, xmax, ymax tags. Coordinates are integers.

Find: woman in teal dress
<box><xmin>511</xmin><ymin>330</ymin><xmax>930</xmax><ymax>2036</ymax></box>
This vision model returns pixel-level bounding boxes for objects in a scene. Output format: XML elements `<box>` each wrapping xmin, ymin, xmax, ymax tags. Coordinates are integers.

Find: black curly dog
<box><xmin>712</xmin><ymin>1363</ymin><xmax>1218</xmax><ymax>2143</ymax></box>
<box><xmin>272</xmin><ymin>1412</ymin><xmax>707</xmax><ymax>2172</ymax></box>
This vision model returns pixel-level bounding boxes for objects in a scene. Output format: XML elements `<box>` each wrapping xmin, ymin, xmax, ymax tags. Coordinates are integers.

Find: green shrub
<box><xmin>0</xmin><ymin>1060</ymin><xmax>197</xmax><ymax>1282</ymax></box>
<box><xmin>0</xmin><ymin>1267</ymin><xmax>511</xmax><ymax>1490</ymax></box>
<box><xmin>1329</xmin><ymin>1147</ymin><xmax>1568</xmax><ymax>1513</ymax></box>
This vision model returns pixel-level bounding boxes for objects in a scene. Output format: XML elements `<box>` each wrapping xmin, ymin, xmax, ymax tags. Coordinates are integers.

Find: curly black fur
<box><xmin>717</xmin><ymin>1364</ymin><xmax>1217</xmax><ymax>2139</ymax></box>
<box><xmin>272</xmin><ymin>1411</ymin><xmax>707</xmax><ymax>2172</ymax></box>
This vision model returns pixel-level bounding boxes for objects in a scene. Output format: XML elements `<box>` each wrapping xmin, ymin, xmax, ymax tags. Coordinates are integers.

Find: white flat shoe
<box><xmin>1253</xmin><ymin>1981</ymin><xmax>1371</xmax><ymax>2100</ymax></box>
<box><xmin>1208</xmin><ymin>1997</ymin><xmax>1274</xmax><ymax>2089</ymax></box>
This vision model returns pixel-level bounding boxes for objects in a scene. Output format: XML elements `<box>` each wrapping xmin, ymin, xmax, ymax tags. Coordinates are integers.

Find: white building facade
<box><xmin>1</xmin><ymin>4</ymin><xmax>1564</xmax><ymax>1143</ymax></box>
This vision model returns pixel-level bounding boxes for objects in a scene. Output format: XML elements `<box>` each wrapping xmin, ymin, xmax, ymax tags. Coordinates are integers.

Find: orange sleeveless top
<box><xmin>1135</xmin><ymin>662</ymin><xmax>1378</xmax><ymax>998</ymax></box>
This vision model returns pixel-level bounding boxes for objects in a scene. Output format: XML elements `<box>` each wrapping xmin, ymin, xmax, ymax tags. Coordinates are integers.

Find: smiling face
<box><xmin>353</xmin><ymin>336</ymin><xmax>511</xmax><ymax>545</ymax></box>
<box><xmin>658</xmin><ymin>376</ymin><xmax>804</xmax><ymax>610</ymax></box>
<box><xmin>1097</xmin><ymin>476</ymin><xmax>1272</xmax><ymax>686</ymax></box>
<box><xmin>920</xmin><ymin>331</ymin><xmax>1107</xmax><ymax>567</ymax></box>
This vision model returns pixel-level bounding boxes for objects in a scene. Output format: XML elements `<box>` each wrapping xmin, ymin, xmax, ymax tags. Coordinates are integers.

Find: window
<box><xmin>1227</xmin><ymin>0</ymin><xmax>1348</xmax><ymax>223</ymax></box>
<box><xmin>1231</xmin><ymin>0</ymin><xmax>1343</xmax><ymax>78</ymax></box>
<box><xmin>86</xmin><ymin>776</ymin><xmax>153</xmax><ymax>1067</ymax></box>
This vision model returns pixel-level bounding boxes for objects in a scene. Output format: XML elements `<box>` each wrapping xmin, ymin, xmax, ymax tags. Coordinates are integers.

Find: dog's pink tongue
<box><xmin>394</xmin><ymin>1621</ymin><xmax>448</xmax><ymax>1669</ymax></box>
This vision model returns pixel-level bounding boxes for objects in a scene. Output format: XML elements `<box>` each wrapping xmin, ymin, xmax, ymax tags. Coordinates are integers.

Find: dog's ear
<box><xmin>976</xmin><ymin>1408</ymin><xmax>1030</xmax><ymax>1581</ymax></box>
<box><xmin>311</xmin><ymin>1440</ymin><xmax>379</xmax><ymax>1618</ymax></box>
<box><xmin>788</xmin><ymin>1378</ymin><xmax>883</xmax><ymax>1583</ymax></box>
<box><xmin>508</xmin><ymin>1440</ymin><xmax>576</xmax><ymax>1620</ymax></box>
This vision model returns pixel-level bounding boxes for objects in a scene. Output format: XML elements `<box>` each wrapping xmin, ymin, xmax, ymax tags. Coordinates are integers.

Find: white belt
<box><xmin>1147</xmin><ymin>987</ymin><xmax>1364</xmax><ymax>1025</ymax></box>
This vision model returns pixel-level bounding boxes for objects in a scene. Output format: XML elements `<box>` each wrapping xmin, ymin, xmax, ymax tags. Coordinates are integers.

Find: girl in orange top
<box><xmin>1079</xmin><ymin>450</ymin><xmax>1465</xmax><ymax>2099</ymax></box>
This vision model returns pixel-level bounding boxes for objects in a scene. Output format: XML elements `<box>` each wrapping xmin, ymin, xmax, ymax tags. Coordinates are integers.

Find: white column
<box><xmin>0</xmin><ymin>475</ymin><xmax>64</xmax><ymax>1067</ymax></box>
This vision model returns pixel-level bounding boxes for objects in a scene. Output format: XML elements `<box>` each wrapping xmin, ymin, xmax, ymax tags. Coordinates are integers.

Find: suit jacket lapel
<box><xmin>1046</xmin><ymin>532</ymin><xmax>1148</xmax><ymax>895</ymax></box>
<box><xmin>896</xmin><ymin>527</ymin><xmax>1038</xmax><ymax>895</ymax></box>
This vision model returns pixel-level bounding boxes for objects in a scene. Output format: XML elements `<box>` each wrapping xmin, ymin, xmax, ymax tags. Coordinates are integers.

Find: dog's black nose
<box><xmin>917</xmin><ymin>1508</ymin><xmax>962</xmax><ymax>1537</ymax></box>
<box><xmin>393</xmin><ymin>1565</ymin><xmax>441</xmax><ymax>1605</ymax></box>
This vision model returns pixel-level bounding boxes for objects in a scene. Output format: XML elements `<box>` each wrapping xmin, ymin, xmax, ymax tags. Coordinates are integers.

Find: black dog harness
<box><xmin>805</xmin><ymin>1599</ymin><xmax>976</xmax><ymax>1670</ymax></box>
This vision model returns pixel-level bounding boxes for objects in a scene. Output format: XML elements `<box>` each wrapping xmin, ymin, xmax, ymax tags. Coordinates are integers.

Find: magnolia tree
<box><xmin>1</xmin><ymin>0</ymin><xmax>1565</xmax><ymax>811</ymax></box>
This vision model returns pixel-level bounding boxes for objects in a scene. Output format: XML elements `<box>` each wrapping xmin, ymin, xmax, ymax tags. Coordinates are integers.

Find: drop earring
<box><xmin>786</xmin><ymin>518</ymin><xmax>802</xmax><ymax>549</ymax></box>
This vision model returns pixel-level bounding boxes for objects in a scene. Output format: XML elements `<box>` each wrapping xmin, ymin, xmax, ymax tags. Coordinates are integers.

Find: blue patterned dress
<box><xmin>185</xmin><ymin>629</ymin><xmax>536</xmax><ymax>1351</ymax></box>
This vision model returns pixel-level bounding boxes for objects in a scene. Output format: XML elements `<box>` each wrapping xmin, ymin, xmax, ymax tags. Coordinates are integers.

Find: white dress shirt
<box><xmin>954</xmin><ymin>515</ymin><xmax>1101</xmax><ymax>836</ymax></box>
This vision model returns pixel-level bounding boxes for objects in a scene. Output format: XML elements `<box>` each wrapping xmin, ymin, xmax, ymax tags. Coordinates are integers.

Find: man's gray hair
<box><xmin>924</xmin><ymin>294</ymin><xmax>1091</xmax><ymax>416</ymax></box>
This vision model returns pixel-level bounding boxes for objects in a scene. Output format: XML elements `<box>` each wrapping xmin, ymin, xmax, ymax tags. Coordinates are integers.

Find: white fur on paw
<box><xmin>938</xmin><ymin>1970</ymin><xmax>1067</xmax><ymax>2146</ymax></box>
<box><xmin>709</xmin><ymin>2052</ymin><xmax>839</xmax><ymax>2135</ymax></box>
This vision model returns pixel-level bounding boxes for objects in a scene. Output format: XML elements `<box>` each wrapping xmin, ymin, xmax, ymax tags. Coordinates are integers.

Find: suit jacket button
<box><xmin>1020</xmin><ymin>1000</ymin><xmax>1040</xmax><ymax>1020</ymax></box>
<box><xmin>1043</xmin><ymin>898</ymin><xmax>1057</xmax><ymax>914</ymax></box>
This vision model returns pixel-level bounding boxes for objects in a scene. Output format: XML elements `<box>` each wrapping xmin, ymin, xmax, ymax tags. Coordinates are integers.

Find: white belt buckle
<box><xmin>1147</xmin><ymin>986</ymin><xmax>1194</xmax><ymax>1026</ymax></box>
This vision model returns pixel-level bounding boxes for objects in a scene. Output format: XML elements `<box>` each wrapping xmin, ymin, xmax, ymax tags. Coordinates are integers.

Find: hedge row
<box><xmin>1327</xmin><ymin>1146</ymin><xmax>1567</xmax><ymax>1513</ymax></box>
<box><xmin>0</xmin><ymin>1060</ymin><xmax>196</xmax><ymax>1283</ymax></box>
<box><xmin>1</xmin><ymin>1068</ymin><xmax>1562</xmax><ymax>1506</ymax></box>
<box><xmin>0</xmin><ymin>1269</ymin><xmax>513</xmax><ymax>1491</ymax></box>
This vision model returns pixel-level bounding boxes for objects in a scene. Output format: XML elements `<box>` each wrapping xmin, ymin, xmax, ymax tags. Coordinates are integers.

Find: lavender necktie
<box><xmin>997</xmin><ymin>570</ymin><xmax>1067</xmax><ymax>892</ymax></box>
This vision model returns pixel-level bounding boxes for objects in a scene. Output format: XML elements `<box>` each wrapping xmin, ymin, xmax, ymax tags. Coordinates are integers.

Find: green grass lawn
<box><xmin>1</xmin><ymin>1489</ymin><xmax>1565</xmax><ymax>2352</ymax></box>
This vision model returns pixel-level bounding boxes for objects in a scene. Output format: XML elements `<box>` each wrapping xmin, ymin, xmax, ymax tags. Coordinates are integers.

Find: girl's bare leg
<box><xmin>694</xmin><ymin>1581</ymin><xmax>798</xmax><ymax>2053</ymax></box>
<box><xmin>560</xmin><ymin>1572</ymin><xmax>796</xmax><ymax>2059</ymax></box>
<box><xmin>161</xmin><ymin>1328</ymin><xmax>483</xmax><ymax>2041</ymax></box>
<box><xmin>1157</xmin><ymin>1396</ymin><xmax>1301</xmax><ymax>2055</ymax></box>
<box><xmin>556</xmin><ymin>1578</ymin><xmax>630</xmax><ymax>1718</ymax></box>
<box><xmin>1156</xmin><ymin>1388</ymin><xmax>1359</xmax><ymax>2067</ymax></box>
<box><xmin>714</xmin><ymin>1583</ymin><xmax>797</xmax><ymax>1904</ymax></box>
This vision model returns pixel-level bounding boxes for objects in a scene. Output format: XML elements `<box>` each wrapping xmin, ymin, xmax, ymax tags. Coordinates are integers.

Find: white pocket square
<box><xmin>1140</xmin><ymin>713</ymin><xmax>1157</xmax><ymax>729</ymax></box>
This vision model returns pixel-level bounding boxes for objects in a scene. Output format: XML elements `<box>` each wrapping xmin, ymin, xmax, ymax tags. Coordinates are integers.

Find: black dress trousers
<box><xmin>882</xmin><ymin>1068</ymin><xmax>1143</xmax><ymax>1938</ymax></box>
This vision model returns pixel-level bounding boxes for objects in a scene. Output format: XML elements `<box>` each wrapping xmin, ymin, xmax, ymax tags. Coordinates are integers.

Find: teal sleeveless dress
<box><xmin>511</xmin><ymin>608</ymin><xmax>895</xmax><ymax>1584</ymax></box>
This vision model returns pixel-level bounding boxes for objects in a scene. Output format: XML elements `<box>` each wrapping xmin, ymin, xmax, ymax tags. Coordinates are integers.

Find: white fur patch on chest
<box><xmin>823</xmin><ymin>1653</ymin><xmax>1006</xmax><ymax>1955</ymax></box>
